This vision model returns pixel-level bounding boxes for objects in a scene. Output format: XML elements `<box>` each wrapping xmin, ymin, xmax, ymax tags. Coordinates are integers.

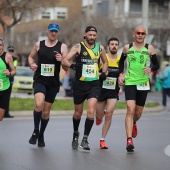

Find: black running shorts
<box><xmin>0</xmin><ymin>88</ymin><xmax>11</xmax><ymax>109</ymax></box>
<box><xmin>33</xmin><ymin>81</ymin><xmax>58</xmax><ymax>103</ymax></box>
<box><xmin>73</xmin><ymin>80</ymin><xmax>101</xmax><ymax>105</ymax></box>
<box><xmin>98</xmin><ymin>89</ymin><xmax>119</xmax><ymax>102</ymax></box>
<box><xmin>124</xmin><ymin>85</ymin><xmax>148</xmax><ymax>106</ymax></box>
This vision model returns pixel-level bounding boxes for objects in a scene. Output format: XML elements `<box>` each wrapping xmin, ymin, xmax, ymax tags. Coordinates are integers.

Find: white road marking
<box><xmin>164</xmin><ymin>145</ymin><xmax>170</xmax><ymax>156</ymax></box>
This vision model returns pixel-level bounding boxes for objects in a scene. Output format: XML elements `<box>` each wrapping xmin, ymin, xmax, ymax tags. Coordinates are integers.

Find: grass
<box><xmin>9</xmin><ymin>98</ymin><xmax>159</xmax><ymax>111</ymax></box>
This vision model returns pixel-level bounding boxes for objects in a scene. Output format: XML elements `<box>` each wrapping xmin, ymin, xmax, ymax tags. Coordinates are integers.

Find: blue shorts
<box><xmin>33</xmin><ymin>81</ymin><xmax>58</xmax><ymax>103</ymax></box>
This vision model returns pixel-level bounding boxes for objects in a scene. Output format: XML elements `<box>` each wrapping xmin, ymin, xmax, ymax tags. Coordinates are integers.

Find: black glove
<box><xmin>70</xmin><ymin>64</ymin><xmax>81</xmax><ymax>70</ymax></box>
<box><xmin>99</xmin><ymin>72</ymin><xmax>106</xmax><ymax>81</ymax></box>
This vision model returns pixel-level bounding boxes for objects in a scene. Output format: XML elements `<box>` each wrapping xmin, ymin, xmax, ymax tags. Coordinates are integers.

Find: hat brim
<box><xmin>48</xmin><ymin>28</ymin><xmax>59</xmax><ymax>32</ymax></box>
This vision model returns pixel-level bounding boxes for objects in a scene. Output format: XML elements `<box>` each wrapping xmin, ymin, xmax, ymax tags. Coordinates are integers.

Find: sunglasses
<box><xmin>9</xmin><ymin>50</ymin><xmax>14</xmax><ymax>52</ymax></box>
<box><xmin>136</xmin><ymin>32</ymin><xmax>146</xmax><ymax>35</ymax></box>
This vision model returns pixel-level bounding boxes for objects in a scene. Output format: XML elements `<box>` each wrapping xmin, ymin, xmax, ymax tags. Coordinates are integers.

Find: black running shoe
<box><xmin>80</xmin><ymin>138</ymin><xmax>90</xmax><ymax>150</ymax></box>
<box><xmin>72</xmin><ymin>131</ymin><xmax>79</xmax><ymax>149</ymax></box>
<box><xmin>38</xmin><ymin>134</ymin><xmax>45</xmax><ymax>147</ymax></box>
<box><xmin>29</xmin><ymin>132</ymin><xmax>39</xmax><ymax>145</ymax></box>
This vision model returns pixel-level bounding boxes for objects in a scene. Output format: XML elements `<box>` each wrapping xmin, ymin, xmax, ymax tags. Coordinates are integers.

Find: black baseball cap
<box><xmin>85</xmin><ymin>26</ymin><xmax>97</xmax><ymax>33</ymax></box>
<box><xmin>84</xmin><ymin>26</ymin><xmax>97</xmax><ymax>39</ymax></box>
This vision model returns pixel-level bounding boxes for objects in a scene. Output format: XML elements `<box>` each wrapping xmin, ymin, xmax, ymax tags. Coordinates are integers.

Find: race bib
<box><xmin>82</xmin><ymin>64</ymin><xmax>97</xmax><ymax>78</ymax></box>
<box><xmin>0</xmin><ymin>79</ymin><xmax>3</xmax><ymax>89</ymax></box>
<box><xmin>102</xmin><ymin>77</ymin><xmax>117</xmax><ymax>89</ymax></box>
<box><xmin>137</xmin><ymin>81</ymin><xmax>150</xmax><ymax>90</ymax></box>
<box><xmin>41</xmin><ymin>64</ymin><xmax>55</xmax><ymax>76</ymax></box>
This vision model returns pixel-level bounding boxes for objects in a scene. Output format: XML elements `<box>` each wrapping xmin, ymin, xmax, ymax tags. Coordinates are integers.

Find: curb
<box><xmin>10</xmin><ymin>105</ymin><xmax>165</xmax><ymax>118</ymax></box>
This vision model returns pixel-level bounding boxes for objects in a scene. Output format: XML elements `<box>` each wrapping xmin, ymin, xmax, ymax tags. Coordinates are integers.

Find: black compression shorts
<box><xmin>124</xmin><ymin>85</ymin><xmax>148</xmax><ymax>106</ymax></box>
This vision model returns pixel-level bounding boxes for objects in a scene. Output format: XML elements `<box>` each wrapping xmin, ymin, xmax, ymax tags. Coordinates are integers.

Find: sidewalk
<box><xmin>10</xmin><ymin>105</ymin><xmax>165</xmax><ymax>117</ymax></box>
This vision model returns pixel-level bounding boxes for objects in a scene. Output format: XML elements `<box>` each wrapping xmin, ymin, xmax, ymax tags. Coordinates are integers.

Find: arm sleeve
<box><xmin>119</xmin><ymin>53</ymin><xmax>127</xmax><ymax>73</ymax></box>
<box><xmin>150</xmin><ymin>54</ymin><xmax>159</xmax><ymax>72</ymax></box>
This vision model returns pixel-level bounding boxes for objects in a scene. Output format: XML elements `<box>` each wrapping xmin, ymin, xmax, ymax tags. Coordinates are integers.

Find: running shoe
<box><xmin>29</xmin><ymin>132</ymin><xmax>39</xmax><ymax>145</ymax></box>
<box><xmin>96</xmin><ymin>110</ymin><xmax>106</xmax><ymax>125</ymax></box>
<box><xmin>38</xmin><ymin>134</ymin><xmax>45</xmax><ymax>147</ymax></box>
<box><xmin>80</xmin><ymin>138</ymin><xmax>90</xmax><ymax>150</ymax></box>
<box><xmin>132</xmin><ymin>123</ymin><xmax>137</xmax><ymax>138</ymax></box>
<box><xmin>72</xmin><ymin>131</ymin><xmax>79</xmax><ymax>149</ymax></box>
<box><xmin>100</xmin><ymin>140</ymin><xmax>108</xmax><ymax>149</ymax></box>
<box><xmin>126</xmin><ymin>138</ymin><xmax>134</xmax><ymax>152</ymax></box>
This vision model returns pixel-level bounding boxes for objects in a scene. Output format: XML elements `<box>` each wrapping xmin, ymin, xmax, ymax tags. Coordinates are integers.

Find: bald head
<box><xmin>134</xmin><ymin>25</ymin><xmax>146</xmax><ymax>34</ymax></box>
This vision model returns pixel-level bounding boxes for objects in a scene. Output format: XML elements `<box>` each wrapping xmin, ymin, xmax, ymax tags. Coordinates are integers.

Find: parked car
<box><xmin>12</xmin><ymin>66</ymin><xmax>34</xmax><ymax>94</ymax></box>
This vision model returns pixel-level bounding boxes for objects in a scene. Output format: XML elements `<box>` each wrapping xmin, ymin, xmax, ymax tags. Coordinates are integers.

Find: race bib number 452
<box><xmin>41</xmin><ymin>64</ymin><xmax>55</xmax><ymax>76</ymax></box>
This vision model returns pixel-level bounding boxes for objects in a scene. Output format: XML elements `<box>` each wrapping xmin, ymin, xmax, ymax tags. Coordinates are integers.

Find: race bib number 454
<box><xmin>82</xmin><ymin>64</ymin><xmax>97</xmax><ymax>78</ymax></box>
<box><xmin>41</xmin><ymin>64</ymin><xmax>55</xmax><ymax>76</ymax></box>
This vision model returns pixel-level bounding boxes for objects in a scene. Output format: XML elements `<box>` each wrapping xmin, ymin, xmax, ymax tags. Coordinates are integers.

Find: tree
<box><xmin>0</xmin><ymin>0</ymin><xmax>57</xmax><ymax>48</ymax></box>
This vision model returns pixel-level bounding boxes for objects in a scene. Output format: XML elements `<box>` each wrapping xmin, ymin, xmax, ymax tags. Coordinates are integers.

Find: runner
<box><xmin>95</xmin><ymin>37</ymin><xmax>120</xmax><ymax>149</ymax></box>
<box><xmin>62</xmin><ymin>26</ymin><xmax>108</xmax><ymax>150</ymax></box>
<box><xmin>118</xmin><ymin>25</ymin><xmax>159</xmax><ymax>152</ymax></box>
<box><xmin>28</xmin><ymin>23</ymin><xmax>68</xmax><ymax>147</ymax></box>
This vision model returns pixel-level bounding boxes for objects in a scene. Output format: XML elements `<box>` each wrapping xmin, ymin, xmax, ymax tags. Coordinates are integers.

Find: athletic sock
<box><xmin>39</xmin><ymin>118</ymin><xmax>49</xmax><ymax>134</ymax></box>
<box><xmin>33</xmin><ymin>110</ymin><xmax>42</xmax><ymax>131</ymax></box>
<box><xmin>73</xmin><ymin>116</ymin><xmax>81</xmax><ymax>132</ymax></box>
<box><xmin>84</xmin><ymin>117</ymin><xmax>94</xmax><ymax>136</ymax></box>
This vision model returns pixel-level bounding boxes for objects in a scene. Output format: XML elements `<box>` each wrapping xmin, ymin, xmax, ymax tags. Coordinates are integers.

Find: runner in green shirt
<box><xmin>0</xmin><ymin>37</ymin><xmax>16</xmax><ymax>121</ymax></box>
<box><xmin>118</xmin><ymin>25</ymin><xmax>159</xmax><ymax>152</ymax></box>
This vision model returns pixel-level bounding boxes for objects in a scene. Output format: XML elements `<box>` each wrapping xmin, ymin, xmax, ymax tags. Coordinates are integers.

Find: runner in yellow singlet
<box><xmin>95</xmin><ymin>37</ymin><xmax>120</xmax><ymax>149</ymax></box>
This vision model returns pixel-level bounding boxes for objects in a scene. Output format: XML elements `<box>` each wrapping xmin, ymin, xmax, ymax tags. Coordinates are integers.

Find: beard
<box><xmin>110</xmin><ymin>49</ymin><xmax>117</xmax><ymax>54</ymax></box>
<box><xmin>86</xmin><ymin>38</ymin><xmax>96</xmax><ymax>45</ymax></box>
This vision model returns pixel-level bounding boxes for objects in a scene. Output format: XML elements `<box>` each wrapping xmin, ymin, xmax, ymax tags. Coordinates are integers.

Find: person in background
<box><xmin>158</xmin><ymin>62</ymin><xmax>170</xmax><ymax>107</ymax></box>
<box><xmin>28</xmin><ymin>22</ymin><xmax>68</xmax><ymax>147</ymax></box>
<box><xmin>62</xmin><ymin>26</ymin><xmax>108</xmax><ymax>151</ymax></box>
<box><xmin>95</xmin><ymin>37</ymin><xmax>120</xmax><ymax>149</ymax></box>
<box><xmin>0</xmin><ymin>37</ymin><xmax>16</xmax><ymax>121</ymax></box>
<box><xmin>62</xmin><ymin>69</ymin><xmax>71</xmax><ymax>97</ymax></box>
<box><xmin>4</xmin><ymin>46</ymin><xmax>17</xmax><ymax>118</ymax></box>
<box><xmin>118</xmin><ymin>25</ymin><xmax>159</xmax><ymax>152</ymax></box>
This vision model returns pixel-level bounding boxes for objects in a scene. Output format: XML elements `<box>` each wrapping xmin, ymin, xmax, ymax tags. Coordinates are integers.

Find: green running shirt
<box><xmin>0</xmin><ymin>52</ymin><xmax>10</xmax><ymax>91</ymax></box>
<box><xmin>125</xmin><ymin>43</ymin><xmax>150</xmax><ymax>85</ymax></box>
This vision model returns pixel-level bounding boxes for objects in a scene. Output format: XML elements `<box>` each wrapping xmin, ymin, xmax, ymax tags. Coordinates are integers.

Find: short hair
<box><xmin>107</xmin><ymin>37</ymin><xmax>119</xmax><ymax>45</ymax></box>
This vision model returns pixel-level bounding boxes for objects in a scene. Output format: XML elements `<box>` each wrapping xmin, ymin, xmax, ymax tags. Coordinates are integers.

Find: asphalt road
<box><xmin>1</xmin><ymin>108</ymin><xmax>170</xmax><ymax>170</ymax></box>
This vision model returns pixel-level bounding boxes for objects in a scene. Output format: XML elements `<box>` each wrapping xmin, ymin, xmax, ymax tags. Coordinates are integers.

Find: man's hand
<box><xmin>55</xmin><ymin>51</ymin><xmax>62</xmax><ymax>62</ymax></box>
<box><xmin>30</xmin><ymin>63</ymin><xmax>38</xmax><ymax>71</ymax></box>
<box><xmin>70</xmin><ymin>64</ymin><xmax>81</xmax><ymax>70</ymax></box>
<box><xmin>99</xmin><ymin>72</ymin><xmax>106</xmax><ymax>81</ymax></box>
<box><xmin>144</xmin><ymin>67</ymin><xmax>151</xmax><ymax>75</ymax></box>
<box><xmin>118</xmin><ymin>73</ymin><xmax>125</xmax><ymax>86</ymax></box>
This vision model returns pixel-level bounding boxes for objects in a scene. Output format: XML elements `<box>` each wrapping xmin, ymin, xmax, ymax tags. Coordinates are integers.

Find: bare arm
<box><xmin>100</xmin><ymin>45</ymin><xmax>108</xmax><ymax>73</ymax></box>
<box><xmin>4</xmin><ymin>53</ymin><xmax>16</xmax><ymax>76</ymax></box>
<box><xmin>60</xmin><ymin>43</ymin><xmax>68</xmax><ymax>71</ymax></box>
<box><xmin>61</xmin><ymin>43</ymin><xmax>80</xmax><ymax>68</ymax></box>
<box><xmin>28</xmin><ymin>42</ymin><xmax>39</xmax><ymax>71</ymax></box>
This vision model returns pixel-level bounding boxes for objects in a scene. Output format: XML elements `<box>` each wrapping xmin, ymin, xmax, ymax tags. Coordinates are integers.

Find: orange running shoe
<box><xmin>126</xmin><ymin>138</ymin><xmax>134</xmax><ymax>152</ymax></box>
<box><xmin>96</xmin><ymin>110</ymin><xmax>106</xmax><ymax>125</ymax></box>
<box><xmin>100</xmin><ymin>140</ymin><xmax>108</xmax><ymax>149</ymax></box>
<box><xmin>132</xmin><ymin>123</ymin><xmax>137</xmax><ymax>138</ymax></box>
